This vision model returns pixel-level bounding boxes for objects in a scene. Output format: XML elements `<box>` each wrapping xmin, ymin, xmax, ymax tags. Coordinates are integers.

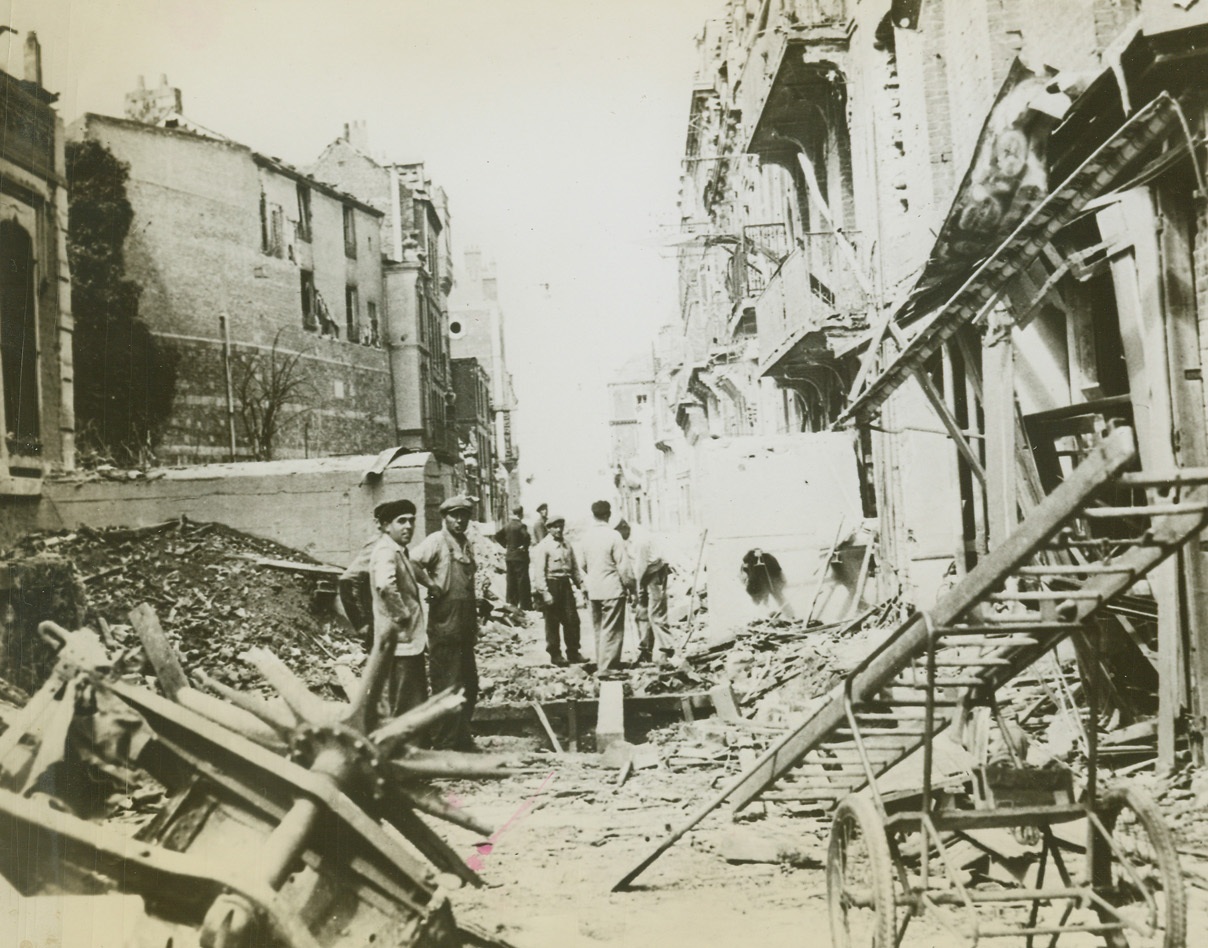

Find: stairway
<box><xmin>729</xmin><ymin>424</ymin><xmax>1208</xmax><ymax>815</ymax></box>
<box><xmin>616</xmin><ymin>424</ymin><xmax>1208</xmax><ymax>888</ymax></box>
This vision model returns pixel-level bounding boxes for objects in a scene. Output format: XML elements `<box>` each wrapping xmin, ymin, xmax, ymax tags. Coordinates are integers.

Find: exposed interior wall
<box><xmin>695</xmin><ymin>432</ymin><xmax>864</xmax><ymax>636</ymax></box>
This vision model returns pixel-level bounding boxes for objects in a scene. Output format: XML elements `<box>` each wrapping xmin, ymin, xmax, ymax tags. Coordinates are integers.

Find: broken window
<box><xmin>345</xmin><ymin>285</ymin><xmax>360</xmax><ymax>343</ymax></box>
<box><xmin>300</xmin><ymin>270</ymin><xmax>317</xmax><ymax>331</ymax></box>
<box><xmin>0</xmin><ymin>221</ymin><xmax>39</xmax><ymax>450</ymax></box>
<box><xmin>296</xmin><ymin>183</ymin><xmax>312</xmax><ymax>242</ymax></box>
<box><xmin>343</xmin><ymin>206</ymin><xmax>357</xmax><ymax>259</ymax></box>
<box><xmin>367</xmin><ymin>301</ymin><xmax>379</xmax><ymax>347</ymax></box>
<box><xmin>261</xmin><ymin>197</ymin><xmax>284</xmax><ymax>258</ymax></box>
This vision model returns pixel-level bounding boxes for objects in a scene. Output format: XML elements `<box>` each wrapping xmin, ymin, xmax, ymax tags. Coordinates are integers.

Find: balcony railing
<box><xmin>755</xmin><ymin>231</ymin><xmax>870</xmax><ymax>370</ymax></box>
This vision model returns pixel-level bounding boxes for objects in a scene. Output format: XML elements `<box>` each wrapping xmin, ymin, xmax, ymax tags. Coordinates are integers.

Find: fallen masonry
<box><xmin>0</xmin><ymin>506</ymin><xmax>1203</xmax><ymax>947</ymax></box>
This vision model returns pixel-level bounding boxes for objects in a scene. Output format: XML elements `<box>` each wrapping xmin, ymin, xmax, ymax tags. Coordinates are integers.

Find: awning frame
<box><xmin>836</xmin><ymin>93</ymin><xmax>1180</xmax><ymax>427</ymax></box>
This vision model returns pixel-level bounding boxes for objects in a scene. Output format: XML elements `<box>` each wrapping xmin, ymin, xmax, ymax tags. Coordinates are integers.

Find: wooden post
<box><xmin>1100</xmin><ymin>191</ymin><xmax>1183</xmax><ymax>771</ymax></box>
<box><xmin>983</xmin><ymin>315</ymin><xmax>1018</xmax><ymax>548</ymax></box>
<box><xmin>1157</xmin><ymin>183</ymin><xmax>1208</xmax><ymax>765</ymax></box>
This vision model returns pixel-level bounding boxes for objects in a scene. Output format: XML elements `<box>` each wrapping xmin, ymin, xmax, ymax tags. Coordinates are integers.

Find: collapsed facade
<box><xmin>0</xmin><ymin>35</ymin><xmax>74</xmax><ymax>495</ymax></box>
<box><xmin>612</xmin><ymin>0</ymin><xmax>1208</xmax><ymax>765</ymax></box>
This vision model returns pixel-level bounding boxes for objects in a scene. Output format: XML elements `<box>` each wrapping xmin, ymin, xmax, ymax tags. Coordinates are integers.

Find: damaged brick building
<box><xmin>612</xmin><ymin>0</ymin><xmax>1208</xmax><ymax>765</ymax></box>
<box><xmin>68</xmin><ymin>86</ymin><xmax>463</xmax><ymax>472</ymax></box>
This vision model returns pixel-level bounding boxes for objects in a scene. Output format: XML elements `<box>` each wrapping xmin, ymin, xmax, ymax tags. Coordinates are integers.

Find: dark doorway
<box><xmin>0</xmin><ymin>221</ymin><xmax>38</xmax><ymax>448</ymax></box>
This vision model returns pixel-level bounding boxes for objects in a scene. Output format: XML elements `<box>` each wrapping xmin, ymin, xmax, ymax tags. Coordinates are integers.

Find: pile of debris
<box><xmin>0</xmin><ymin>519</ymin><xmax>360</xmax><ymax>696</ymax></box>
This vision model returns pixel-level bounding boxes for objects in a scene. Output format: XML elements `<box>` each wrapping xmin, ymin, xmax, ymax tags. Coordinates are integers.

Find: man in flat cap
<box><xmin>412</xmin><ymin>494</ymin><xmax>480</xmax><ymax>750</ymax></box>
<box><xmin>369</xmin><ymin>499</ymin><xmax>429</xmax><ymax>718</ymax></box>
<box><xmin>531</xmin><ymin>513</ymin><xmax>585</xmax><ymax>666</ymax></box>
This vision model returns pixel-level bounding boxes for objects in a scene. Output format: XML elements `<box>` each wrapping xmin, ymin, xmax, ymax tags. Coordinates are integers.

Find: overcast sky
<box><xmin>16</xmin><ymin>0</ymin><xmax>719</xmax><ymax>516</ymax></box>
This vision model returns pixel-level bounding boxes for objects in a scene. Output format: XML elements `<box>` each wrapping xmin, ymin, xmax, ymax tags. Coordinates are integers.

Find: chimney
<box><xmin>344</xmin><ymin>120</ymin><xmax>370</xmax><ymax>153</ymax></box>
<box><xmin>124</xmin><ymin>74</ymin><xmax>183</xmax><ymax>124</ymax></box>
<box><xmin>23</xmin><ymin>32</ymin><xmax>42</xmax><ymax>88</ymax></box>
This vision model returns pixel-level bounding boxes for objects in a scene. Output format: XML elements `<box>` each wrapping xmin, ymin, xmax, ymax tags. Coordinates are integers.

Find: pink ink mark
<box><xmin>466</xmin><ymin>770</ymin><xmax>557</xmax><ymax>872</ymax></box>
<box><xmin>445</xmin><ymin>791</ymin><xmax>466</xmax><ymax>810</ymax></box>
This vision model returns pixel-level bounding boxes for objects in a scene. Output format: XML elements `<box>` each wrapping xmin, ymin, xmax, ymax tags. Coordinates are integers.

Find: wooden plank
<box><xmin>128</xmin><ymin>602</ymin><xmax>190</xmax><ymax>699</ymax></box>
<box><xmin>530</xmin><ymin>700</ymin><xmax>563</xmax><ymax>754</ymax></box>
<box><xmin>983</xmin><ymin>318</ymin><xmax>1018</xmax><ymax>546</ymax></box>
<box><xmin>1100</xmin><ymin>192</ymin><xmax>1182</xmax><ymax>770</ymax></box>
<box><xmin>1157</xmin><ymin>182</ymin><xmax>1208</xmax><ymax>765</ymax></box>
<box><xmin>911</xmin><ymin>366</ymin><xmax>988</xmax><ymax>485</ymax></box>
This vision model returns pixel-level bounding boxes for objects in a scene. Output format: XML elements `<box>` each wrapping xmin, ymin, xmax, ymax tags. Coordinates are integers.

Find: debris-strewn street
<box><xmin>12</xmin><ymin>1</ymin><xmax>1208</xmax><ymax>945</ymax></box>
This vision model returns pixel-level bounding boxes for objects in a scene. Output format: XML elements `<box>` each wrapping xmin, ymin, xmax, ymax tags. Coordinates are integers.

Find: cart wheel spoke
<box><xmin>1094</xmin><ymin>785</ymin><xmax>1186</xmax><ymax>948</ymax></box>
<box><xmin>828</xmin><ymin>795</ymin><xmax>896</xmax><ymax>948</ymax></box>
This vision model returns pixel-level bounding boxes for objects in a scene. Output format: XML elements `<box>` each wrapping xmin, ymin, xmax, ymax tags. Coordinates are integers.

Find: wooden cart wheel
<box><xmin>1096</xmin><ymin>784</ymin><xmax>1186</xmax><ymax>948</ymax></box>
<box><xmin>827</xmin><ymin>794</ymin><xmax>896</xmax><ymax>948</ymax></box>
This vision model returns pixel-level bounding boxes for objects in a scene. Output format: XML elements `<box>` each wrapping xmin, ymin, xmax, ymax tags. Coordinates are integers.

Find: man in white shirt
<box><xmin>616</xmin><ymin>519</ymin><xmax>675</xmax><ymax>665</ymax></box>
<box><xmin>368</xmin><ymin>499</ymin><xmax>428</xmax><ymax>718</ymax></box>
<box><xmin>578</xmin><ymin>500</ymin><xmax>635</xmax><ymax>676</ymax></box>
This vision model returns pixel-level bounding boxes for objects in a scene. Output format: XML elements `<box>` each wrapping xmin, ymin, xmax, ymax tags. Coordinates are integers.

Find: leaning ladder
<box><xmin>615</xmin><ymin>424</ymin><xmax>1208</xmax><ymax>889</ymax></box>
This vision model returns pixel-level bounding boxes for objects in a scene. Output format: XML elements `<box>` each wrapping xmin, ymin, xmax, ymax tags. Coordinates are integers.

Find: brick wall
<box><xmin>74</xmin><ymin>115</ymin><xmax>396</xmax><ymax>464</ymax></box>
<box><xmin>159</xmin><ymin>336</ymin><xmax>393</xmax><ymax>463</ymax></box>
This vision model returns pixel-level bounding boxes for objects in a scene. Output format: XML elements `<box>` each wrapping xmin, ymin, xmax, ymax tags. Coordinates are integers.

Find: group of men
<box><xmin>338</xmin><ymin>494</ymin><xmax>675</xmax><ymax>753</ymax></box>
<box><xmin>338</xmin><ymin>494</ymin><xmax>480</xmax><ymax>751</ymax></box>
<box><xmin>500</xmin><ymin>500</ymin><xmax>675</xmax><ymax>676</ymax></box>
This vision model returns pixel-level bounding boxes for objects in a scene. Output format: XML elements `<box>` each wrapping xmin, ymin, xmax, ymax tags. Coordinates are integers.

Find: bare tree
<box><xmin>232</xmin><ymin>330</ymin><xmax>315</xmax><ymax>460</ymax></box>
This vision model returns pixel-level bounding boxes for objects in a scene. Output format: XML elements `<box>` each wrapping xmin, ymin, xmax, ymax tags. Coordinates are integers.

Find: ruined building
<box><xmin>67</xmin><ymin>89</ymin><xmax>463</xmax><ymax>474</ymax></box>
<box><xmin>310</xmin><ymin>125</ymin><xmax>461</xmax><ymax>466</ymax></box>
<box><xmin>448</xmin><ymin>250</ymin><xmax>521</xmax><ymax>524</ymax></box>
<box><xmin>0</xmin><ymin>34</ymin><xmax>74</xmax><ymax>495</ymax></box>
<box><xmin>614</xmin><ymin>0</ymin><xmax>1208</xmax><ymax>764</ymax></box>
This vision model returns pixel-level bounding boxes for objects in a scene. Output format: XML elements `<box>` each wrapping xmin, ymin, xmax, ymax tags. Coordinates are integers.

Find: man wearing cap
<box><xmin>495</xmin><ymin>505</ymin><xmax>532</xmax><ymax>610</ymax></box>
<box><xmin>531</xmin><ymin>513</ymin><xmax>585</xmax><ymax>666</ymax></box>
<box><xmin>531</xmin><ymin>503</ymin><xmax>550</xmax><ymax>545</ymax></box>
<box><xmin>369</xmin><ymin>499</ymin><xmax>429</xmax><ymax>717</ymax></box>
<box><xmin>579</xmin><ymin>500</ymin><xmax>635</xmax><ymax>676</ymax></box>
<box><xmin>616</xmin><ymin>519</ymin><xmax>675</xmax><ymax>665</ymax></box>
<box><xmin>412</xmin><ymin>495</ymin><xmax>480</xmax><ymax>751</ymax></box>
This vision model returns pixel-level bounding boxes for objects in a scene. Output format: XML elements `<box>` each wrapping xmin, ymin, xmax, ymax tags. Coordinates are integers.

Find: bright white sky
<box><xmin>16</xmin><ymin>0</ymin><xmax>719</xmax><ymax>518</ymax></box>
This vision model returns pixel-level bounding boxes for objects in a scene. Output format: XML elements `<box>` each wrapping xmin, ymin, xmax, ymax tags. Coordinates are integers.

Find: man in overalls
<box><xmin>412</xmin><ymin>494</ymin><xmax>481</xmax><ymax>751</ymax></box>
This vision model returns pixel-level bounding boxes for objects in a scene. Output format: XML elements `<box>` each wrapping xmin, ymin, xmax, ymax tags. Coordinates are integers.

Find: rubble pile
<box><xmin>0</xmin><ymin>520</ymin><xmax>361</xmax><ymax>695</ymax></box>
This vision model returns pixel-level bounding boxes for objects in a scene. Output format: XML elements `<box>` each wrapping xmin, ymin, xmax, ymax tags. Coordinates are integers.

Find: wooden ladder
<box><xmin>615</xmin><ymin>425</ymin><xmax>1208</xmax><ymax>889</ymax></box>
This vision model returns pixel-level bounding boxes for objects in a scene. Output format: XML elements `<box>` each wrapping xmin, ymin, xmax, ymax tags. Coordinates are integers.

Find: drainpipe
<box><xmin>219</xmin><ymin>313</ymin><xmax>237</xmax><ymax>461</ymax></box>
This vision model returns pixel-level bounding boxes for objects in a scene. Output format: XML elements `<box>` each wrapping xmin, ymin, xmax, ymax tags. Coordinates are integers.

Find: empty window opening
<box><xmin>343</xmin><ymin>206</ymin><xmax>357</xmax><ymax>258</ymax></box>
<box><xmin>0</xmin><ymin>221</ymin><xmax>38</xmax><ymax>447</ymax></box>
<box><xmin>300</xmin><ymin>270</ymin><xmax>316</xmax><ymax>330</ymax></box>
<box><xmin>345</xmin><ymin>285</ymin><xmax>360</xmax><ymax>343</ymax></box>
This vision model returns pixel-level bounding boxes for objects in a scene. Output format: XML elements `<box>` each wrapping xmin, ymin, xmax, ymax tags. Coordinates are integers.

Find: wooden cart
<box><xmin>620</xmin><ymin>425</ymin><xmax>1202</xmax><ymax>946</ymax></box>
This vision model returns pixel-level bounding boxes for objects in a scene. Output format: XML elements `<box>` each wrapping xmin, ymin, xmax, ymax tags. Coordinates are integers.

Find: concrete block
<box><xmin>596</xmin><ymin>680</ymin><xmax>626</xmax><ymax>752</ymax></box>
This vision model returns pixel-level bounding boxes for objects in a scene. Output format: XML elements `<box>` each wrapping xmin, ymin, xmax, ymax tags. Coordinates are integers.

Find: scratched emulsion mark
<box><xmin>463</xmin><ymin>770</ymin><xmax>557</xmax><ymax>872</ymax></box>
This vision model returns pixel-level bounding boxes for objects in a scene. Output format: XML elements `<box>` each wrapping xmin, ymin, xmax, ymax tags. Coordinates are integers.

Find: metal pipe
<box><xmin>219</xmin><ymin>313</ymin><xmax>238</xmax><ymax>461</ymax></box>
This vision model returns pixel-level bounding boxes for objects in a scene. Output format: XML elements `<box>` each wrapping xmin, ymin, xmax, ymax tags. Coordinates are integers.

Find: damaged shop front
<box><xmin>842</xmin><ymin>28</ymin><xmax>1208</xmax><ymax>770</ymax></box>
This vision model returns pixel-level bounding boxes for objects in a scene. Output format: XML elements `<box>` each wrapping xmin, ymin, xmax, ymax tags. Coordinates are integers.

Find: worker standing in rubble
<box><xmin>531</xmin><ymin>503</ymin><xmax>550</xmax><ymax>545</ymax></box>
<box><xmin>580</xmin><ymin>500</ymin><xmax>635</xmax><ymax>677</ymax></box>
<box><xmin>531</xmin><ymin>513</ymin><xmax>586</xmax><ymax>666</ymax></box>
<box><xmin>339</xmin><ymin>528</ymin><xmax>379</xmax><ymax>652</ymax></box>
<box><xmin>616</xmin><ymin>519</ymin><xmax>675</xmax><ymax>666</ymax></box>
<box><xmin>369</xmin><ymin>499</ymin><xmax>429</xmax><ymax>717</ymax></box>
<box><xmin>413</xmin><ymin>495</ymin><xmax>481</xmax><ymax>751</ymax></box>
<box><xmin>495</xmin><ymin>505</ymin><xmax>532</xmax><ymax>610</ymax></box>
